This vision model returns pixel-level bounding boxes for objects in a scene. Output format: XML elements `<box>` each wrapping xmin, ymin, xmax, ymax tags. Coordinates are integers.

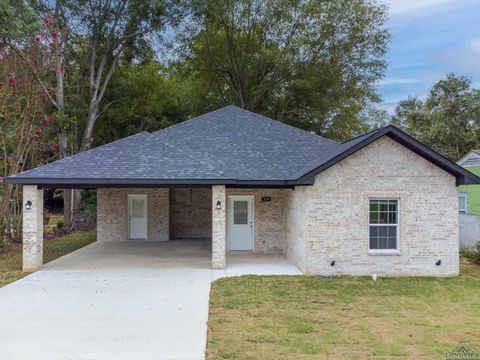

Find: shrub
<box><xmin>460</xmin><ymin>241</ymin><xmax>480</xmax><ymax>262</ymax></box>
<box><xmin>80</xmin><ymin>190</ymin><xmax>96</xmax><ymax>225</ymax></box>
<box><xmin>56</xmin><ymin>220</ymin><xmax>64</xmax><ymax>230</ymax></box>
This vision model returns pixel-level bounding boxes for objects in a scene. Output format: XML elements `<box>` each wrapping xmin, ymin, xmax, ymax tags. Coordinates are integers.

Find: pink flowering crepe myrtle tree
<box><xmin>0</xmin><ymin>48</ymin><xmax>56</xmax><ymax>242</ymax></box>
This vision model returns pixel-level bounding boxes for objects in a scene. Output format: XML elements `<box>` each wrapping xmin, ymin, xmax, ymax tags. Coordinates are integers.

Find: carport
<box><xmin>19</xmin><ymin>183</ymin><xmax>231</xmax><ymax>272</ymax></box>
<box><xmin>17</xmin><ymin>182</ymin><xmax>295</xmax><ymax>273</ymax></box>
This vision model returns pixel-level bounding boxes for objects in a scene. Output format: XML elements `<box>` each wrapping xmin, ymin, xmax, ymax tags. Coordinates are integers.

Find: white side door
<box><xmin>128</xmin><ymin>194</ymin><xmax>147</xmax><ymax>239</ymax></box>
<box><xmin>228</xmin><ymin>196</ymin><xmax>254</xmax><ymax>251</ymax></box>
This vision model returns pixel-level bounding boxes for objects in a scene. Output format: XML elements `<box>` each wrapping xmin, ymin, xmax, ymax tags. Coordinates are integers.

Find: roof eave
<box><xmin>5</xmin><ymin>177</ymin><xmax>314</xmax><ymax>188</ymax></box>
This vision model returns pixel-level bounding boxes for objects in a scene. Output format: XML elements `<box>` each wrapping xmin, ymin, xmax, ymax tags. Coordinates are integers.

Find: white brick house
<box><xmin>7</xmin><ymin>106</ymin><xmax>480</xmax><ymax>276</ymax></box>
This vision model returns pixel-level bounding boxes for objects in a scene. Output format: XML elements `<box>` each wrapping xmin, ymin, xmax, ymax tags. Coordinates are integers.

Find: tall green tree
<box><xmin>392</xmin><ymin>74</ymin><xmax>480</xmax><ymax>160</ymax></box>
<box><xmin>95</xmin><ymin>61</ymin><xmax>196</xmax><ymax>144</ymax></box>
<box><xmin>181</xmin><ymin>0</ymin><xmax>389</xmax><ymax>140</ymax></box>
<box><xmin>0</xmin><ymin>49</ymin><xmax>56</xmax><ymax>242</ymax></box>
<box><xmin>0</xmin><ymin>0</ymin><xmax>40</xmax><ymax>40</ymax></box>
<box><xmin>40</xmin><ymin>0</ymin><xmax>185</xmax><ymax>227</ymax></box>
<box><xmin>62</xmin><ymin>0</ymin><xmax>184</xmax><ymax>152</ymax></box>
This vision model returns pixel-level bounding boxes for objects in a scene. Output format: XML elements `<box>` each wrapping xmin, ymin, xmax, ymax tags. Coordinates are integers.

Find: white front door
<box><xmin>228</xmin><ymin>196</ymin><xmax>254</xmax><ymax>251</ymax></box>
<box><xmin>128</xmin><ymin>194</ymin><xmax>147</xmax><ymax>239</ymax></box>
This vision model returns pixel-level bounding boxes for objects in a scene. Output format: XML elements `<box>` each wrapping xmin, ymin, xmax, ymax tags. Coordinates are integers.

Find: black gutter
<box><xmin>5</xmin><ymin>177</ymin><xmax>314</xmax><ymax>188</ymax></box>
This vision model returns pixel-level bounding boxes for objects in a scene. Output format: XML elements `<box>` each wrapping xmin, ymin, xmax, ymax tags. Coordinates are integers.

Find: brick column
<box><xmin>22</xmin><ymin>185</ymin><xmax>44</xmax><ymax>272</ymax></box>
<box><xmin>212</xmin><ymin>185</ymin><xmax>226</xmax><ymax>269</ymax></box>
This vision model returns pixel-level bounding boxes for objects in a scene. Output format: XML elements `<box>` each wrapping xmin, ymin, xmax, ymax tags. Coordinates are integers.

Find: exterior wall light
<box><xmin>216</xmin><ymin>201</ymin><xmax>221</xmax><ymax>210</ymax></box>
<box><xmin>436</xmin><ymin>260</ymin><xmax>441</xmax><ymax>266</ymax></box>
<box><xmin>25</xmin><ymin>201</ymin><xmax>32</xmax><ymax>210</ymax></box>
<box><xmin>330</xmin><ymin>260</ymin><xmax>335</xmax><ymax>267</ymax></box>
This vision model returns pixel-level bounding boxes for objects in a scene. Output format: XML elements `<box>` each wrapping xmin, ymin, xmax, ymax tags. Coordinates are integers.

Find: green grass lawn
<box><xmin>207</xmin><ymin>263</ymin><xmax>480</xmax><ymax>359</ymax></box>
<box><xmin>0</xmin><ymin>231</ymin><xmax>96</xmax><ymax>287</ymax></box>
<box><xmin>48</xmin><ymin>214</ymin><xmax>64</xmax><ymax>226</ymax></box>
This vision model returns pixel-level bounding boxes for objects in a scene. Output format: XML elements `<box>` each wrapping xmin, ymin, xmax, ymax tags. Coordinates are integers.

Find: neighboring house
<box><xmin>457</xmin><ymin>150</ymin><xmax>480</xmax><ymax>214</ymax></box>
<box><xmin>6</xmin><ymin>106</ymin><xmax>480</xmax><ymax>276</ymax></box>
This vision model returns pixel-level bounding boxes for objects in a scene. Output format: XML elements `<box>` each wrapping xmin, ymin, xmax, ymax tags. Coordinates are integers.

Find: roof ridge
<box><xmin>228</xmin><ymin>106</ymin><xmax>340</xmax><ymax>144</ymax></box>
<box><xmin>152</xmin><ymin>105</ymin><xmax>339</xmax><ymax>144</ymax></box>
<box><xmin>150</xmin><ymin>106</ymin><xmax>238</xmax><ymax>136</ymax></box>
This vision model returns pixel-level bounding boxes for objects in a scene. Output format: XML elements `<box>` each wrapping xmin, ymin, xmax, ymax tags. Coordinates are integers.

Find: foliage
<box><xmin>181</xmin><ymin>0</ymin><xmax>389</xmax><ymax>140</ymax></box>
<box><xmin>62</xmin><ymin>0</ymin><xmax>185</xmax><ymax>151</ymax></box>
<box><xmin>56</xmin><ymin>220</ymin><xmax>64</xmax><ymax>230</ymax></box>
<box><xmin>460</xmin><ymin>241</ymin><xmax>480</xmax><ymax>263</ymax></box>
<box><xmin>94</xmin><ymin>61</ymin><xmax>195</xmax><ymax>144</ymax></box>
<box><xmin>78</xmin><ymin>189</ymin><xmax>96</xmax><ymax>225</ymax></box>
<box><xmin>0</xmin><ymin>0</ymin><xmax>41</xmax><ymax>41</ymax></box>
<box><xmin>392</xmin><ymin>74</ymin><xmax>480</xmax><ymax>160</ymax></box>
<box><xmin>0</xmin><ymin>49</ymin><xmax>56</xmax><ymax>242</ymax></box>
<box><xmin>208</xmin><ymin>265</ymin><xmax>480</xmax><ymax>359</ymax></box>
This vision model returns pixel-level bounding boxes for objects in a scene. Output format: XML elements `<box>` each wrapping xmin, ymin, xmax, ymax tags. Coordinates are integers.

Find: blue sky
<box><xmin>378</xmin><ymin>0</ymin><xmax>480</xmax><ymax>113</ymax></box>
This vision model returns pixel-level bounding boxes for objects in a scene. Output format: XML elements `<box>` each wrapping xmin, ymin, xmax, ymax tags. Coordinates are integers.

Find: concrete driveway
<box><xmin>0</xmin><ymin>240</ymin><xmax>300</xmax><ymax>360</ymax></box>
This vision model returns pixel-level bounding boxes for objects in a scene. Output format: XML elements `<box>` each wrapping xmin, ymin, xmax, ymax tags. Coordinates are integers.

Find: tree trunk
<box><xmin>0</xmin><ymin>184</ymin><xmax>14</xmax><ymax>244</ymax></box>
<box><xmin>71</xmin><ymin>189</ymin><xmax>83</xmax><ymax>228</ymax></box>
<box><xmin>49</xmin><ymin>0</ymin><xmax>79</xmax><ymax>230</ymax></box>
<box><xmin>57</xmin><ymin>125</ymin><xmax>73</xmax><ymax>229</ymax></box>
<box><xmin>63</xmin><ymin>189</ymin><xmax>72</xmax><ymax>229</ymax></box>
<box><xmin>80</xmin><ymin>104</ymin><xmax>98</xmax><ymax>152</ymax></box>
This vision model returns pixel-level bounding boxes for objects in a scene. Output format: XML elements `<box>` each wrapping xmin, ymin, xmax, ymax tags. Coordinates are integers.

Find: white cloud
<box><xmin>383</xmin><ymin>0</ymin><xmax>454</xmax><ymax>15</ymax></box>
<box><xmin>377</xmin><ymin>102</ymin><xmax>399</xmax><ymax>115</ymax></box>
<box><xmin>468</xmin><ymin>38</ymin><xmax>480</xmax><ymax>56</ymax></box>
<box><xmin>378</xmin><ymin>78</ymin><xmax>420</xmax><ymax>85</ymax></box>
<box><xmin>437</xmin><ymin>37</ymin><xmax>480</xmax><ymax>74</ymax></box>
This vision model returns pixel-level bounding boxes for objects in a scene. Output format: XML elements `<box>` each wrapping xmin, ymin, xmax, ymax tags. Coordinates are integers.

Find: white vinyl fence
<box><xmin>459</xmin><ymin>213</ymin><xmax>480</xmax><ymax>249</ymax></box>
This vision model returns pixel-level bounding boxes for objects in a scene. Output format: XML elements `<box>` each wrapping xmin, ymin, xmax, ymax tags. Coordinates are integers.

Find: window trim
<box><xmin>458</xmin><ymin>193</ymin><xmax>468</xmax><ymax>213</ymax></box>
<box><xmin>368</xmin><ymin>198</ymin><xmax>400</xmax><ymax>254</ymax></box>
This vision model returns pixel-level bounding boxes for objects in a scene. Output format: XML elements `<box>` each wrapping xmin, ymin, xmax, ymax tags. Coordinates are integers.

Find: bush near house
<box><xmin>207</xmin><ymin>264</ymin><xmax>480</xmax><ymax>360</ymax></box>
<box><xmin>460</xmin><ymin>241</ymin><xmax>480</xmax><ymax>263</ymax></box>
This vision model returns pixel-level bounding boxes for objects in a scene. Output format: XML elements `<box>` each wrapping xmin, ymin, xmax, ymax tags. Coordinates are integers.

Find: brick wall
<box><xmin>286</xmin><ymin>136</ymin><xmax>459</xmax><ymax>276</ymax></box>
<box><xmin>97</xmin><ymin>188</ymin><xmax>169</xmax><ymax>241</ymax></box>
<box><xmin>170</xmin><ymin>188</ymin><xmax>212</xmax><ymax>239</ymax></box>
<box><xmin>212</xmin><ymin>185</ymin><xmax>226</xmax><ymax>269</ymax></box>
<box><xmin>22</xmin><ymin>185</ymin><xmax>44</xmax><ymax>272</ymax></box>
<box><xmin>226</xmin><ymin>189</ymin><xmax>291</xmax><ymax>253</ymax></box>
<box><xmin>285</xmin><ymin>186</ymin><xmax>308</xmax><ymax>270</ymax></box>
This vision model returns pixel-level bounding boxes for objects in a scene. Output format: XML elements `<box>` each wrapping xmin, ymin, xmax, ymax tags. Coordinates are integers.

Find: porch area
<box><xmin>21</xmin><ymin>184</ymin><xmax>298</xmax><ymax>273</ymax></box>
<box><xmin>42</xmin><ymin>239</ymin><xmax>301</xmax><ymax>276</ymax></box>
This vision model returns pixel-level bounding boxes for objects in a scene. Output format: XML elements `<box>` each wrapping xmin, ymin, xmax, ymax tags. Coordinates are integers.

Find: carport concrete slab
<box><xmin>0</xmin><ymin>240</ymin><xmax>300</xmax><ymax>360</ymax></box>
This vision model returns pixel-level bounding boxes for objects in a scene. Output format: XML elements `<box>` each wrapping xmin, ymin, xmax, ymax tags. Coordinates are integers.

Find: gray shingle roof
<box><xmin>6</xmin><ymin>105</ymin><xmax>480</xmax><ymax>186</ymax></box>
<box><xmin>457</xmin><ymin>150</ymin><xmax>480</xmax><ymax>167</ymax></box>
